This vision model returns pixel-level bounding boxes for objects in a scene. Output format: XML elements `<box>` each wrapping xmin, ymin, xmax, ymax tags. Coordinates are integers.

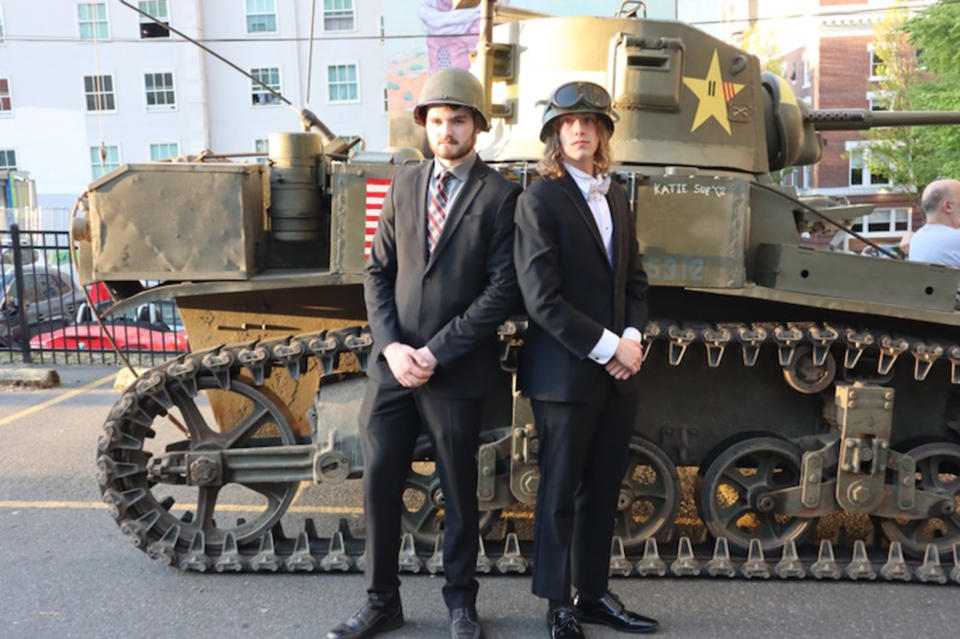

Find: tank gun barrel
<box><xmin>806</xmin><ymin>109</ymin><xmax>960</xmax><ymax>131</ymax></box>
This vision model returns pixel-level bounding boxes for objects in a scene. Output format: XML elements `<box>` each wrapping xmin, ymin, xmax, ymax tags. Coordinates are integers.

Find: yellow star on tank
<box><xmin>682</xmin><ymin>49</ymin><xmax>745</xmax><ymax>135</ymax></box>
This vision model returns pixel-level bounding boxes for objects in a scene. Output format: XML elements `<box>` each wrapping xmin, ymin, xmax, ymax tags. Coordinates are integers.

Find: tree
<box><xmin>906</xmin><ymin>1</ymin><xmax>960</xmax><ymax>179</ymax></box>
<box><xmin>734</xmin><ymin>22</ymin><xmax>786</xmax><ymax>77</ymax></box>
<box><xmin>864</xmin><ymin>1</ymin><xmax>960</xmax><ymax>200</ymax></box>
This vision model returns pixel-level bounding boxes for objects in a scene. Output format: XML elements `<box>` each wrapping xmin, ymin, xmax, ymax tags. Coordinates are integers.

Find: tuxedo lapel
<box><xmin>608</xmin><ymin>188</ymin><xmax>628</xmax><ymax>330</ymax></box>
<box><xmin>412</xmin><ymin>161</ymin><xmax>432</xmax><ymax>270</ymax></box>
<box><xmin>607</xmin><ymin>189</ymin><xmax>626</xmax><ymax>283</ymax></box>
<box><xmin>558</xmin><ymin>172</ymin><xmax>609</xmax><ymax>268</ymax></box>
<box><xmin>425</xmin><ymin>160</ymin><xmax>486</xmax><ymax>273</ymax></box>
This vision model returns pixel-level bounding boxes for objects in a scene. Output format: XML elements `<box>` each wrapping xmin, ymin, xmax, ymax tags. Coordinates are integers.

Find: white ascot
<box><xmin>588</xmin><ymin>174</ymin><xmax>611</xmax><ymax>199</ymax></box>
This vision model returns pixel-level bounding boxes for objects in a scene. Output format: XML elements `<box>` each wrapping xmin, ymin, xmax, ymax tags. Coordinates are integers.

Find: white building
<box><xmin>0</xmin><ymin>0</ymin><xmax>387</xmax><ymax>211</ymax></box>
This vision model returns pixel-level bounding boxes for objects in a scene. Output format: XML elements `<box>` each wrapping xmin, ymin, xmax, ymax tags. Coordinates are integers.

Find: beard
<box><xmin>431</xmin><ymin>132</ymin><xmax>477</xmax><ymax>161</ymax></box>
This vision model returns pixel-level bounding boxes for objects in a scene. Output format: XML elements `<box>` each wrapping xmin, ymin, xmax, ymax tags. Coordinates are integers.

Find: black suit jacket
<box><xmin>514</xmin><ymin>172</ymin><xmax>649</xmax><ymax>401</ymax></box>
<box><xmin>364</xmin><ymin>158</ymin><xmax>521</xmax><ymax>398</ymax></box>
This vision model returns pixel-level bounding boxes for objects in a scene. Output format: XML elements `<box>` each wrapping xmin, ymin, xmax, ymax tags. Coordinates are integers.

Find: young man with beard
<box><xmin>514</xmin><ymin>82</ymin><xmax>659</xmax><ymax>638</ymax></box>
<box><xmin>325</xmin><ymin>68</ymin><xmax>520</xmax><ymax>639</ymax></box>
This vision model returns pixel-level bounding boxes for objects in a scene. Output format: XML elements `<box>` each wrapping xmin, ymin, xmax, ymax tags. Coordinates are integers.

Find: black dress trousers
<box><xmin>359</xmin><ymin>381</ymin><xmax>484</xmax><ymax>611</ymax></box>
<box><xmin>530</xmin><ymin>380</ymin><xmax>638</xmax><ymax>602</ymax></box>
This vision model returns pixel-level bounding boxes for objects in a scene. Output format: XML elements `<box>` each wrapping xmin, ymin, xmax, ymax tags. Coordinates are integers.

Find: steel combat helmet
<box><xmin>539</xmin><ymin>81</ymin><xmax>617</xmax><ymax>141</ymax></box>
<box><xmin>414</xmin><ymin>68</ymin><xmax>490</xmax><ymax>132</ymax></box>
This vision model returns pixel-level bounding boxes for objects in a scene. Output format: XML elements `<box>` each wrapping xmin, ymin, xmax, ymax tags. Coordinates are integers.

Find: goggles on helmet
<box><xmin>549</xmin><ymin>81</ymin><xmax>612</xmax><ymax>111</ymax></box>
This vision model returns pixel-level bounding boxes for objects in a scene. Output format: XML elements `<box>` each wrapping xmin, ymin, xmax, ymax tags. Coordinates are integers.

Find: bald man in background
<box><xmin>907</xmin><ymin>179</ymin><xmax>960</xmax><ymax>267</ymax></box>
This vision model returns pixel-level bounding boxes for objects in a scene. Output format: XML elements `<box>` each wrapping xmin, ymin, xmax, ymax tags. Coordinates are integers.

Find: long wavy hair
<box><xmin>538</xmin><ymin>117</ymin><xmax>613</xmax><ymax>179</ymax></box>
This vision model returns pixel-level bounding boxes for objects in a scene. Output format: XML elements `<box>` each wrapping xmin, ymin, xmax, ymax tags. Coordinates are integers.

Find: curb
<box><xmin>0</xmin><ymin>367</ymin><xmax>61</xmax><ymax>388</ymax></box>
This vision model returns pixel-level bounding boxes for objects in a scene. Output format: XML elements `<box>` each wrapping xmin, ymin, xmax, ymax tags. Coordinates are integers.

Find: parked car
<box><xmin>29</xmin><ymin>302</ymin><xmax>189</xmax><ymax>353</ymax></box>
<box><xmin>0</xmin><ymin>266</ymin><xmax>84</xmax><ymax>347</ymax></box>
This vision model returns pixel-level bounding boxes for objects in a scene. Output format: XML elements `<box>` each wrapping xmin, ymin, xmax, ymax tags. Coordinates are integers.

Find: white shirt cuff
<box><xmin>589</xmin><ymin>328</ymin><xmax>620</xmax><ymax>365</ymax></box>
<box><xmin>622</xmin><ymin>327</ymin><xmax>642</xmax><ymax>344</ymax></box>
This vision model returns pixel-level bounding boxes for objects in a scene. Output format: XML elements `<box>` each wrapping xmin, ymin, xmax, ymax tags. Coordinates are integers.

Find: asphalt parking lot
<box><xmin>1</xmin><ymin>365</ymin><xmax>959</xmax><ymax>639</ymax></box>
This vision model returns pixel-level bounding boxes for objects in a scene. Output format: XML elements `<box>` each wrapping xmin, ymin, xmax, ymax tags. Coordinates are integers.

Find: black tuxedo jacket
<box><xmin>514</xmin><ymin>172</ymin><xmax>649</xmax><ymax>401</ymax></box>
<box><xmin>364</xmin><ymin>158</ymin><xmax>521</xmax><ymax>398</ymax></box>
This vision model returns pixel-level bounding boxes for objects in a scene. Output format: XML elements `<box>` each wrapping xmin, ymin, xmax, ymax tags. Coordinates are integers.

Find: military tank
<box><xmin>81</xmin><ymin>0</ymin><xmax>960</xmax><ymax>582</ymax></box>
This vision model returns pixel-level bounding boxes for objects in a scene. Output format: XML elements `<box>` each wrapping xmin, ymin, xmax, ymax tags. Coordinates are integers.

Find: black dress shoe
<box><xmin>573</xmin><ymin>591</ymin><xmax>658</xmax><ymax>634</ymax></box>
<box><xmin>325</xmin><ymin>599</ymin><xmax>405</xmax><ymax>639</ymax></box>
<box><xmin>546</xmin><ymin>606</ymin><xmax>585</xmax><ymax>639</ymax></box>
<box><xmin>450</xmin><ymin>607</ymin><xmax>484</xmax><ymax>639</ymax></box>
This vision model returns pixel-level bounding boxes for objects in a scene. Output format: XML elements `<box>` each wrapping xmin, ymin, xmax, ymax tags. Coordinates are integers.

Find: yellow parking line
<box><xmin>0</xmin><ymin>372</ymin><xmax>118</xmax><ymax>428</ymax></box>
<box><xmin>0</xmin><ymin>499</ymin><xmax>362</xmax><ymax>514</ymax></box>
<box><xmin>0</xmin><ymin>500</ymin><xmax>107</xmax><ymax>509</ymax></box>
<box><xmin>0</xmin><ymin>500</ymin><xmax>697</xmax><ymax>524</ymax></box>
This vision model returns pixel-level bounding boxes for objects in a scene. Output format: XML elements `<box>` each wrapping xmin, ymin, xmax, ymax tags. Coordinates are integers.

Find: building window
<box><xmin>245</xmin><ymin>0</ymin><xmax>277</xmax><ymax>34</ymax></box>
<box><xmin>869</xmin><ymin>50</ymin><xmax>886</xmax><ymax>79</ymax></box>
<box><xmin>144</xmin><ymin>72</ymin><xmax>175</xmax><ymax>111</ymax></box>
<box><xmin>250</xmin><ymin>67</ymin><xmax>281</xmax><ymax>106</ymax></box>
<box><xmin>138</xmin><ymin>0</ymin><xmax>170</xmax><ymax>38</ymax></box>
<box><xmin>84</xmin><ymin>75</ymin><xmax>116</xmax><ymax>112</ymax></box>
<box><xmin>149</xmin><ymin>142</ymin><xmax>179</xmax><ymax>160</ymax></box>
<box><xmin>0</xmin><ymin>4</ymin><xmax>6</xmax><ymax>44</ymax></box>
<box><xmin>848</xmin><ymin>146</ymin><xmax>890</xmax><ymax>187</ymax></box>
<box><xmin>328</xmin><ymin>64</ymin><xmax>358</xmax><ymax>103</ymax></box>
<box><xmin>867</xmin><ymin>91</ymin><xmax>891</xmax><ymax>112</ymax></box>
<box><xmin>0</xmin><ymin>150</ymin><xmax>16</xmax><ymax>170</ymax></box>
<box><xmin>323</xmin><ymin>0</ymin><xmax>355</xmax><ymax>32</ymax></box>
<box><xmin>850</xmin><ymin>208</ymin><xmax>912</xmax><ymax>235</ymax></box>
<box><xmin>90</xmin><ymin>145</ymin><xmax>120</xmax><ymax>179</ymax></box>
<box><xmin>802</xmin><ymin>59</ymin><xmax>811</xmax><ymax>88</ymax></box>
<box><xmin>78</xmin><ymin>2</ymin><xmax>109</xmax><ymax>40</ymax></box>
<box><xmin>0</xmin><ymin>78</ymin><xmax>10</xmax><ymax>112</ymax></box>
<box><xmin>254</xmin><ymin>138</ymin><xmax>269</xmax><ymax>164</ymax></box>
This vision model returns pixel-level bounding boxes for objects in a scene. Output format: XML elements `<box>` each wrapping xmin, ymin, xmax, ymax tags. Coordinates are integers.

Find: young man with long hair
<box><xmin>514</xmin><ymin>81</ymin><xmax>658</xmax><ymax>639</ymax></box>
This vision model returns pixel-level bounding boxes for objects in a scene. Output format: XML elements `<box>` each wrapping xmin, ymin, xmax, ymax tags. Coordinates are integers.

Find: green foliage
<box><xmin>907</xmin><ymin>1</ymin><xmax>960</xmax><ymax>178</ymax></box>
<box><xmin>735</xmin><ymin>22</ymin><xmax>786</xmax><ymax>76</ymax></box>
<box><xmin>865</xmin><ymin>1</ymin><xmax>960</xmax><ymax>200</ymax></box>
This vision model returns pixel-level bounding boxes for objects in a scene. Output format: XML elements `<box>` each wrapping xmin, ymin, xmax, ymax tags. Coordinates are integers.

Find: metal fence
<box><xmin>1</xmin><ymin>224</ymin><xmax>189</xmax><ymax>367</ymax></box>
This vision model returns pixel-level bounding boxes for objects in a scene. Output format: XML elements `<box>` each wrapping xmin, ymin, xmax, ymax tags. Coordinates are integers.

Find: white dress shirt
<box><xmin>563</xmin><ymin>162</ymin><xmax>642</xmax><ymax>365</ymax></box>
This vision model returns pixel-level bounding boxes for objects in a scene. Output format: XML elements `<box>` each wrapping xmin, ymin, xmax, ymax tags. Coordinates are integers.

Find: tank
<box><xmin>84</xmin><ymin>1</ymin><xmax>960</xmax><ymax>581</ymax></box>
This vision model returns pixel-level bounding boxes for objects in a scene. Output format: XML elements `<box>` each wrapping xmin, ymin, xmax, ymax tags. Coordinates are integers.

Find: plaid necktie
<box><xmin>427</xmin><ymin>170</ymin><xmax>454</xmax><ymax>254</ymax></box>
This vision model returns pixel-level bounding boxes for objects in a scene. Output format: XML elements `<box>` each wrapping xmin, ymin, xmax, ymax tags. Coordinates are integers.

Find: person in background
<box><xmin>907</xmin><ymin>179</ymin><xmax>960</xmax><ymax>267</ymax></box>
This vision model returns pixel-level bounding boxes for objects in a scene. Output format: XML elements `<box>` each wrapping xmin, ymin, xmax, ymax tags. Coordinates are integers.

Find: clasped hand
<box><xmin>383</xmin><ymin>342</ymin><xmax>438</xmax><ymax>388</ymax></box>
<box><xmin>605</xmin><ymin>337</ymin><xmax>643</xmax><ymax>380</ymax></box>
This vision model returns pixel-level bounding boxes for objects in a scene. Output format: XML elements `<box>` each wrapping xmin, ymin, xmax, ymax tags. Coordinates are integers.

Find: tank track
<box><xmin>97</xmin><ymin>321</ymin><xmax>960</xmax><ymax>583</ymax></box>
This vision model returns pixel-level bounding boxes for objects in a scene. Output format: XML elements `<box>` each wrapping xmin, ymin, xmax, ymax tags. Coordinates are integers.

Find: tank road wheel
<box><xmin>879</xmin><ymin>442</ymin><xmax>960</xmax><ymax>557</ymax></box>
<box><xmin>614</xmin><ymin>437</ymin><xmax>680</xmax><ymax>548</ymax></box>
<box><xmin>99</xmin><ymin>373</ymin><xmax>299</xmax><ymax>559</ymax></box>
<box><xmin>697</xmin><ymin>436</ymin><xmax>815</xmax><ymax>553</ymax></box>
<box><xmin>401</xmin><ymin>440</ymin><xmax>501</xmax><ymax>548</ymax></box>
<box><xmin>782</xmin><ymin>344</ymin><xmax>836</xmax><ymax>394</ymax></box>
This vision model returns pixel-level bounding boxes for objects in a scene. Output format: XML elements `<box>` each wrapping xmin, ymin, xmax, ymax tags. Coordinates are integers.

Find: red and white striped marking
<box><xmin>365</xmin><ymin>178</ymin><xmax>391</xmax><ymax>260</ymax></box>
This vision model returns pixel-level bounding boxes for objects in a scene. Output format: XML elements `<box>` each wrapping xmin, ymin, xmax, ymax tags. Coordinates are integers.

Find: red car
<box><xmin>29</xmin><ymin>303</ymin><xmax>189</xmax><ymax>353</ymax></box>
<box><xmin>30</xmin><ymin>322</ymin><xmax>189</xmax><ymax>352</ymax></box>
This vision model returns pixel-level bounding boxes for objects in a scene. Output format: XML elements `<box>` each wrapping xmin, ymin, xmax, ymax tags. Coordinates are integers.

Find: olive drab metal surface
<box><xmin>634</xmin><ymin>176</ymin><xmax>748</xmax><ymax>288</ymax></box>
<box><xmin>480</xmin><ymin>17</ymin><xmax>769</xmax><ymax>173</ymax></box>
<box><xmin>81</xmin><ymin>0</ymin><xmax>960</xmax><ymax>582</ymax></box>
<box><xmin>86</xmin><ymin>163</ymin><xmax>266</xmax><ymax>280</ymax></box>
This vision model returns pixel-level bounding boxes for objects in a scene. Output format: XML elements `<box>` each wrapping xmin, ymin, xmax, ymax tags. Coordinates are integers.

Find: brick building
<box><xmin>780</xmin><ymin>0</ymin><xmax>935</xmax><ymax>253</ymax></box>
